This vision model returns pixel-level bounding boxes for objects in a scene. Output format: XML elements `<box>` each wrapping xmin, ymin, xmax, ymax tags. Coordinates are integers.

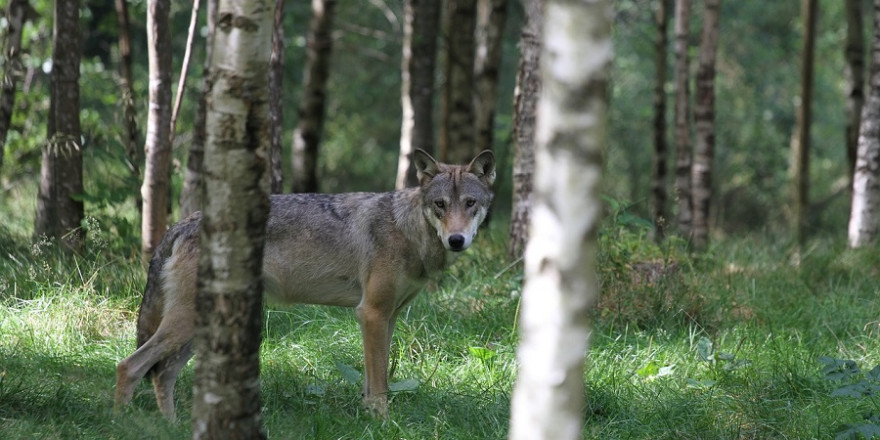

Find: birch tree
<box><xmin>141</xmin><ymin>0</ymin><xmax>173</xmax><ymax>260</ymax></box>
<box><xmin>396</xmin><ymin>0</ymin><xmax>441</xmax><ymax>189</ymax></box>
<box><xmin>845</xmin><ymin>0</ymin><xmax>865</xmax><ymax>187</ymax></box>
<box><xmin>848</xmin><ymin>0</ymin><xmax>880</xmax><ymax>249</ymax></box>
<box><xmin>508</xmin><ymin>0</ymin><xmax>542</xmax><ymax>260</ymax></box>
<box><xmin>192</xmin><ymin>0</ymin><xmax>273</xmax><ymax>436</ymax></box>
<box><xmin>291</xmin><ymin>0</ymin><xmax>336</xmax><ymax>193</ymax></box>
<box><xmin>35</xmin><ymin>0</ymin><xmax>84</xmax><ymax>252</ymax></box>
<box><xmin>691</xmin><ymin>0</ymin><xmax>721</xmax><ymax>250</ymax></box>
<box><xmin>180</xmin><ymin>0</ymin><xmax>218</xmax><ymax>217</ymax></box>
<box><xmin>508</xmin><ymin>0</ymin><xmax>610</xmax><ymax>438</ymax></box>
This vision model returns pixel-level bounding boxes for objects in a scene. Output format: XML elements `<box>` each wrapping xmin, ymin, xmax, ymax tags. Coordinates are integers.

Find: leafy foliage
<box><xmin>820</xmin><ymin>357</ymin><xmax>880</xmax><ymax>439</ymax></box>
<box><xmin>596</xmin><ymin>196</ymin><xmax>701</xmax><ymax>329</ymax></box>
<box><xmin>608</xmin><ymin>1</ymin><xmax>855</xmax><ymax>235</ymax></box>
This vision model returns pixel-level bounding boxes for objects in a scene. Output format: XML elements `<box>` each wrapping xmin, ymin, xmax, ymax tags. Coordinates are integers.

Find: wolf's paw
<box><xmin>362</xmin><ymin>394</ymin><xmax>389</xmax><ymax>419</ymax></box>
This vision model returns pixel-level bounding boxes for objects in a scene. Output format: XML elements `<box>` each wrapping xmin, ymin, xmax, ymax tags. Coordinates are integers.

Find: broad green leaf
<box><xmin>469</xmin><ymin>346</ymin><xmax>497</xmax><ymax>362</ymax></box>
<box><xmin>618</xmin><ymin>212</ymin><xmax>654</xmax><ymax>230</ymax></box>
<box><xmin>866</xmin><ymin>365</ymin><xmax>880</xmax><ymax>382</ymax></box>
<box><xmin>830</xmin><ymin>382</ymin><xmax>880</xmax><ymax>398</ymax></box>
<box><xmin>834</xmin><ymin>423</ymin><xmax>880</xmax><ymax>440</ymax></box>
<box><xmin>601</xmin><ymin>194</ymin><xmax>621</xmax><ymax>211</ymax></box>
<box><xmin>820</xmin><ymin>357</ymin><xmax>860</xmax><ymax>381</ymax></box>
<box><xmin>335</xmin><ymin>362</ymin><xmax>362</xmax><ymax>386</ymax></box>
<box><xmin>722</xmin><ymin>358</ymin><xmax>752</xmax><ymax>371</ymax></box>
<box><xmin>696</xmin><ymin>337</ymin><xmax>714</xmax><ymax>362</ymax></box>
<box><xmin>656</xmin><ymin>365</ymin><xmax>676</xmax><ymax>378</ymax></box>
<box><xmin>717</xmin><ymin>352</ymin><xmax>735</xmax><ymax>361</ymax></box>
<box><xmin>305</xmin><ymin>384</ymin><xmax>326</xmax><ymax>396</ymax></box>
<box><xmin>389</xmin><ymin>379</ymin><xmax>419</xmax><ymax>393</ymax></box>
<box><xmin>686</xmin><ymin>378</ymin><xmax>716</xmax><ymax>390</ymax></box>
<box><xmin>636</xmin><ymin>361</ymin><xmax>659</xmax><ymax>378</ymax></box>
<box><xmin>638</xmin><ymin>362</ymin><xmax>675</xmax><ymax>380</ymax></box>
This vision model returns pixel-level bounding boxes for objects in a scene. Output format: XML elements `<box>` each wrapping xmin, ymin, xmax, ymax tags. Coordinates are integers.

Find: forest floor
<box><xmin>1</xmin><ymin>190</ymin><xmax>879</xmax><ymax>439</ymax></box>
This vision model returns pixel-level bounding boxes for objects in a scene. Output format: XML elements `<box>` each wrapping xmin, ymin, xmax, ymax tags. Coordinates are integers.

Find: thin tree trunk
<box><xmin>791</xmin><ymin>0</ymin><xmax>817</xmax><ymax>245</ymax></box>
<box><xmin>474</xmin><ymin>0</ymin><xmax>508</xmax><ymax>153</ymax></box>
<box><xmin>439</xmin><ymin>10</ymin><xmax>451</xmax><ymax>162</ymax></box>
<box><xmin>180</xmin><ymin>0</ymin><xmax>217</xmax><ymax>217</ymax></box>
<box><xmin>396</xmin><ymin>0</ymin><xmax>441</xmax><ymax>189</ymax></box>
<box><xmin>115</xmin><ymin>0</ymin><xmax>142</xmax><ymax>213</ymax></box>
<box><xmin>690</xmin><ymin>0</ymin><xmax>720</xmax><ymax>250</ymax></box>
<box><xmin>291</xmin><ymin>0</ymin><xmax>336</xmax><ymax>193</ymax></box>
<box><xmin>848</xmin><ymin>0</ymin><xmax>880</xmax><ymax>248</ymax></box>
<box><xmin>508</xmin><ymin>0</ymin><xmax>542</xmax><ymax>260</ymax></box>
<box><xmin>192</xmin><ymin>0</ymin><xmax>272</xmax><ymax>437</ymax></box>
<box><xmin>269</xmin><ymin>0</ymin><xmax>285</xmax><ymax>194</ymax></box>
<box><xmin>673</xmin><ymin>0</ymin><xmax>692</xmax><ymax>238</ymax></box>
<box><xmin>141</xmin><ymin>0</ymin><xmax>173</xmax><ymax>261</ymax></box>
<box><xmin>509</xmin><ymin>1</ymin><xmax>610</xmax><ymax>438</ymax></box>
<box><xmin>846</xmin><ymin>0</ymin><xmax>865</xmax><ymax>189</ymax></box>
<box><xmin>170</xmin><ymin>0</ymin><xmax>200</xmax><ymax>145</ymax></box>
<box><xmin>652</xmin><ymin>0</ymin><xmax>671</xmax><ymax>240</ymax></box>
<box><xmin>0</xmin><ymin>0</ymin><xmax>28</xmax><ymax>173</ymax></box>
<box><xmin>442</xmin><ymin>0</ymin><xmax>477</xmax><ymax>164</ymax></box>
<box><xmin>35</xmin><ymin>0</ymin><xmax>83</xmax><ymax>252</ymax></box>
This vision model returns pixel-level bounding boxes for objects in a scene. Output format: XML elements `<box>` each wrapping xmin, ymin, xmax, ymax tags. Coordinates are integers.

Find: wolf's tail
<box><xmin>135</xmin><ymin>250</ymin><xmax>166</xmax><ymax>350</ymax></box>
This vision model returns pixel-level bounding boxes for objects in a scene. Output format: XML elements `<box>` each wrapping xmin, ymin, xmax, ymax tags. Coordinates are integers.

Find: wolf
<box><xmin>114</xmin><ymin>149</ymin><xmax>495</xmax><ymax>419</ymax></box>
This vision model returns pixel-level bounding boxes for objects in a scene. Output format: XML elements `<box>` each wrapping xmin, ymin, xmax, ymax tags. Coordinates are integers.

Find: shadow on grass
<box><xmin>0</xmin><ymin>346</ymin><xmax>187</xmax><ymax>439</ymax></box>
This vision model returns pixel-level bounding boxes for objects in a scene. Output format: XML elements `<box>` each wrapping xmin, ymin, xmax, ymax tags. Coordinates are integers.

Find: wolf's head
<box><xmin>413</xmin><ymin>149</ymin><xmax>495</xmax><ymax>252</ymax></box>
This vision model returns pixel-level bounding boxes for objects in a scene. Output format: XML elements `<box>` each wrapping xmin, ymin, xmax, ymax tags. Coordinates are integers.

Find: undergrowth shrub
<box><xmin>820</xmin><ymin>357</ymin><xmax>880</xmax><ymax>439</ymax></box>
<box><xmin>0</xmin><ymin>218</ymin><xmax>143</xmax><ymax>305</ymax></box>
<box><xmin>596</xmin><ymin>197</ymin><xmax>710</xmax><ymax>330</ymax></box>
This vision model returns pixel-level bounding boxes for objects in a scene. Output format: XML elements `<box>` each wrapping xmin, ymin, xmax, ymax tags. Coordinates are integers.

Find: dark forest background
<box><xmin>0</xmin><ymin>1</ymin><xmax>869</xmax><ymax>251</ymax></box>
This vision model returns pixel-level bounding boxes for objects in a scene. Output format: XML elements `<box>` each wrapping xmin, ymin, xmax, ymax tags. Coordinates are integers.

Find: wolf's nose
<box><xmin>448</xmin><ymin>234</ymin><xmax>466</xmax><ymax>251</ymax></box>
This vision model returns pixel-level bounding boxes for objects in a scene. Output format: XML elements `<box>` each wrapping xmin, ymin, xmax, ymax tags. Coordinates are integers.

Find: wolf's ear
<box><xmin>467</xmin><ymin>150</ymin><xmax>496</xmax><ymax>186</ymax></box>
<box><xmin>413</xmin><ymin>149</ymin><xmax>440</xmax><ymax>184</ymax></box>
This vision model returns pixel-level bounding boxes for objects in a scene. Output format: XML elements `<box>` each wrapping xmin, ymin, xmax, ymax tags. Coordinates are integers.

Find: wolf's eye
<box><xmin>465</xmin><ymin>199</ymin><xmax>476</xmax><ymax>208</ymax></box>
<box><xmin>434</xmin><ymin>200</ymin><xmax>445</xmax><ymax>209</ymax></box>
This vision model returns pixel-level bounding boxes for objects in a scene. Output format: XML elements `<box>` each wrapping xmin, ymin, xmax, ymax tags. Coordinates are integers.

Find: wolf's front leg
<box><xmin>355</xmin><ymin>291</ymin><xmax>395</xmax><ymax>417</ymax></box>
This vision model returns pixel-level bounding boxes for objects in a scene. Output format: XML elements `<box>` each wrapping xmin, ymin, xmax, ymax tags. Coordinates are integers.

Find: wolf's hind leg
<box><xmin>114</xmin><ymin>324</ymin><xmax>194</xmax><ymax>415</ymax></box>
<box><xmin>152</xmin><ymin>341</ymin><xmax>193</xmax><ymax>420</ymax></box>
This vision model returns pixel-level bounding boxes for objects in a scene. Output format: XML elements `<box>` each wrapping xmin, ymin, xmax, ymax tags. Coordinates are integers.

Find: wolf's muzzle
<box><xmin>448</xmin><ymin>234</ymin><xmax>466</xmax><ymax>251</ymax></box>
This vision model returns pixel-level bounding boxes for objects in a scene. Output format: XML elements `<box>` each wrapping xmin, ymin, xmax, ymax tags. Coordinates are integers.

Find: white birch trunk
<box><xmin>508</xmin><ymin>0</ymin><xmax>611</xmax><ymax>439</ymax></box>
<box><xmin>845</xmin><ymin>0</ymin><xmax>865</xmax><ymax>186</ymax></box>
<box><xmin>848</xmin><ymin>0</ymin><xmax>880</xmax><ymax>248</ymax></box>
<box><xmin>192</xmin><ymin>0</ymin><xmax>272</xmax><ymax>437</ymax></box>
<box><xmin>673</xmin><ymin>0</ymin><xmax>692</xmax><ymax>237</ymax></box>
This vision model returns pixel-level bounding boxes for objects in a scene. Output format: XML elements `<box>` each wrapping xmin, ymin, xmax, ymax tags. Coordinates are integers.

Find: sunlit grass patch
<box><xmin>1</xmin><ymin>217</ymin><xmax>880</xmax><ymax>438</ymax></box>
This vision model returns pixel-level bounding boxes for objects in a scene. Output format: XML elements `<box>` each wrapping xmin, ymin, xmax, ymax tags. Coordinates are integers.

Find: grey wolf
<box><xmin>114</xmin><ymin>149</ymin><xmax>495</xmax><ymax>418</ymax></box>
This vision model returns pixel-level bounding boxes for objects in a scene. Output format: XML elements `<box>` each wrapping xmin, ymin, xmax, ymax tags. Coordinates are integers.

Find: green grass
<box><xmin>1</xmin><ymin>208</ymin><xmax>879</xmax><ymax>438</ymax></box>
